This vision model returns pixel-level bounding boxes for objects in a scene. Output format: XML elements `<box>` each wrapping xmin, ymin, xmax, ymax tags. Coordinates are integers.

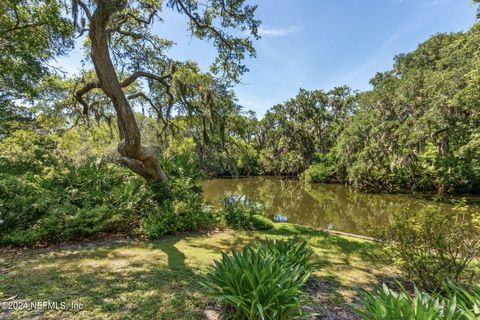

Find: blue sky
<box><xmin>58</xmin><ymin>0</ymin><xmax>478</xmax><ymax>117</ymax></box>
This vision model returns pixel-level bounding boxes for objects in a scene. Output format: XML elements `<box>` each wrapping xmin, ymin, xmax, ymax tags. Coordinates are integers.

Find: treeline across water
<box><xmin>142</xmin><ymin>22</ymin><xmax>480</xmax><ymax>195</ymax></box>
<box><xmin>259</xmin><ymin>25</ymin><xmax>478</xmax><ymax>194</ymax></box>
<box><xmin>171</xmin><ymin>22</ymin><xmax>480</xmax><ymax>194</ymax></box>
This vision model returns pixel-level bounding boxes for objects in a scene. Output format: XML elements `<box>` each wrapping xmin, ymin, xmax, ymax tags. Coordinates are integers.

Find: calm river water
<box><xmin>202</xmin><ymin>176</ymin><xmax>480</xmax><ymax>236</ymax></box>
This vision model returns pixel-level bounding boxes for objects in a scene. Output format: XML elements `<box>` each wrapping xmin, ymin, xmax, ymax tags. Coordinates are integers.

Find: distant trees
<box><xmin>255</xmin><ymin>21</ymin><xmax>480</xmax><ymax>194</ymax></box>
<box><xmin>259</xmin><ymin>86</ymin><xmax>357</xmax><ymax>175</ymax></box>
<box><xmin>336</xmin><ymin>26</ymin><xmax>480</xmax><ymax>193</ymax></box>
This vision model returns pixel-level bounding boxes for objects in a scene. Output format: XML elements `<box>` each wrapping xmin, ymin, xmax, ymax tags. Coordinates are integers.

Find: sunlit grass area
<box><xmin>0</xmin><ymin>224</ymin><xmax>395</xmax><ymax>319</ymax></box>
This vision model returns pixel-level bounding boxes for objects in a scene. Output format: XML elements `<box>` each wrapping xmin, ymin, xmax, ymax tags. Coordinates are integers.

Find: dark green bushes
<box><xmin>375</xmin><ymin>204</ymin><xmax>480</xmax><ymax>292</ymax></box>
<box><xmin>351</xmin><ymin>280</ymin><xmax>480</xmax><ymax>319</ymax></box>
<box><xmin>0</xmin><ymin>162</ymin><xmax>156</xmax><ymax>244</ymax></box>
<box><xmin>0</xmin><ymin>121</ymin><xmax>219</xmax><ymax>244</ymax></box>
<box><xmin>202</xmin><ymin>239</ymin><xmax>315</xmax><ymax>319</ymax></box>
<box><xmin>222</xmin><ymin>194</ymin><xmax>274</xmax><ymax>230</ymax></box>
<box><xmin>0</xmin><ymin>173</ymin><xmax>56</xmax><ymax>236</ymax></box>
<box><xmin>302</xmin><ymin>152</ymin><xmax>338</xmax><ymax>183</ymax></box>
<box><xmin>0</xmin><ymin>158</ymin><xmax>218</xmax><ymax>244</ymax></box>
<box><xmin>139</xmin><ymin>177</ymin><xmax>214</xmax><ymax>237</ymax></box>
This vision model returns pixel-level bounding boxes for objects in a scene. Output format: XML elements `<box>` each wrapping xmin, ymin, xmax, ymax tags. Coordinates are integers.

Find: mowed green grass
<box><xmin>0</xmin><ymin>224</ymin><xmax>395</xmax><ymax>319</ymax></box>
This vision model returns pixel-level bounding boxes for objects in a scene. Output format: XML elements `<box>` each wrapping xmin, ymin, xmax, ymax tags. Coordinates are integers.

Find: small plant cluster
<box><xmin>222</xmin><ymin>194</ymin><xmax>274</xmax><ymax>230</ymax></box>
<box><xmin>202</xmin><ymin>239</ymin><xmax>315</xmax><ymax>320</ymax></box>
<box><xmin>351</xmin><ymin>280</ymin><xmax>480</xmax><ymax>319</ymax></box>
<box><xmin>375</xmin><ymin>204</ymin><xmax>480</xmax><ymax>292</ymax></box>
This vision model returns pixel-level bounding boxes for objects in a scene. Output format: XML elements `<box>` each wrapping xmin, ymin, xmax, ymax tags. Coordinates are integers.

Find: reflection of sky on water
<box><xmin>202</xmin><ymin>177</ymin><xmax>480</xmax><ymax>236</ymax></box>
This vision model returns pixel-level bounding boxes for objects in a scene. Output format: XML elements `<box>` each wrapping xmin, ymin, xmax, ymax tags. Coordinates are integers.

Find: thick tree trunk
<box><xmin>89</xmin><ymin>0</ymin><xmax>167</xmax><ymax>182</ymax></box>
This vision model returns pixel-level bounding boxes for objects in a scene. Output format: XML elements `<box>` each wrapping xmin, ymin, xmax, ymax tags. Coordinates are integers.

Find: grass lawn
<box><xmin>0</xmin><ymin>223</ymin><xmax>396</xmax><ymax>319</ymax></box>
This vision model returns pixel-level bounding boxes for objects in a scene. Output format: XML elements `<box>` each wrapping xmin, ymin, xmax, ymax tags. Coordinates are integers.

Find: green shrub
<box><xmin>259</xmin><ymin>239</ymin><xmax>316</xmax><ymax>276</ymax></box>
<box><xmin>351</xmin><ymin>280</ymin><xmax>480</xmax><ymax>320</ymax></box>
<box><xmin>140</xmin><ymin>177</ymin><xmax>213</xmax><ymax>238</ymax></box>
<box><xmin>1</xmin><ymin>202</ymin><xmax>117</xmax><ymax>244</ymax></box>
<box><xmin>376</xmin><ymin>204</ymin><xmax>480</xmax><ymax>292</ymax></box>
<box><xmin>302</xmin><ymin>152</ymin><xmax>337</xmax><ymax>183</ymax></box>
<box><xmin>0</xmin><ymin>155</ymin><xmax>217</xmax><ymax>244</ymax></box>
<box><xmin>347</xmin><ymin>161</ymin><xmax>395</xmax><ymax>192</ymax></box>
<box><xmin>303</xmin><ymin>163</ymin><xmax>335</xmax><ymax>183</ymax></box>
<box><xmin>201</xmin><ymin>240</ymin><xmax>315</xmax><ymax>320</ymax></box>
<box><xmin>251</xmin><ymin>214</ymin><xmax>274</xmax><ymax>230</ymax></box>
<box><xmin>0</xmin><ymin>173</ymin><xmax>55</xmax><ymax>233</ymax></box>
<box><xmin>222</xmin><ymin>194</ymin><xmax>273</xmax><ymax>230</ymax></box>
<box><xmin>140</xmin><ymin>200</ymin><xmax>212</xmax><ymax>237</ymax></box>
<box><xmin>0</xmin><ymin>161</ymin><xmax>159</xmax><ymax>244</ymax></box>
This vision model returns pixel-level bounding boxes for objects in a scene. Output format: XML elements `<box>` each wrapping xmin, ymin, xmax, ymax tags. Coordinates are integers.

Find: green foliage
<box><xmin>302</xmin><ymin>151</ymin><xmax>338</xmax><ymax>183</ymax></box>
<box><xmin>0</xmin><ymin>129</ymin><xmax>57</xmax><ymax>174</ymax></box>
<box><xmin>0</xmin><ymin>155</ymin><xmax>215</xmax><ymax>244</ymax></box>
<box><xmin>0</xmin><ymin>103</ymin><xmax>219</xmax><ymax>244</ymax></box>
<box><xmin>351</xmin><ymin>280</ymin><xmax>480</xmax><ymax>320</ymax></box>
<box><xmin>222</xmin><ymin>194</ymin><xmax>273</xmax><ymax>230</ymax></box>
<box><xmin>56</xmin><ymin>123</ymin><xmax>118</xmax><ymax>163</ymax></box>
<box><xmin>0</xmin><ymin>173</ymin><xmax>56</xmax><ymax>235</ymax></box>
<box><xmin>260</xmin><ymin>87</ymin><xmax>356</xmax><ymax>176</ymax></box>
<box><xmin>161</xmin><ymin>136</ymin><xmax>205</xmax><ymax>181</ymax></box>
<box><xmin>139</xmin><ymin>200</ymin><xmax>210</xmax><ymax>238</ymax></box>
<box><xmin>201</xmin><ymin>239</ymin><xmax>315</xmax><ymax>320</ymax></box>
<box><xmin>250</xmin><ymin>214</ymin><xmax>274</xmax><ymax>231</ymax></box>
<box><xmin>139</xmin><ymin>177</ymin><xmax>213</xmax><ymax>238</ymax></box>
<box><xmin>164</xmin><ymin>0</ymin><xmax>260</xmax><ymax>82</ymax></box>
<box><xmin>140</xmin><ymin>200</ymin><xmax>214</xmax><ymax>238</ymax></box>
<box><xmin>335</xmin><ymin>24</ymin><xmax>480</xmax><ymax>194</ymax></box>
<box><xmin>375</xmin><ymin>204</ymin><xmax>480</xmax><ymax>292</ymax></box>
<box><xmin>0</xmin><ymin>0</ymin><xmax>73</xmax><ymax>99</ymax></box>
<box><xmin>0</xmin><ymin>103</ymin><xmax>34</xmax><ymax>137</ymax></box>
<box><xmin>0</xmin><ymin>161</ymin><xmax>157</xmax><ymax>244</ymax></box>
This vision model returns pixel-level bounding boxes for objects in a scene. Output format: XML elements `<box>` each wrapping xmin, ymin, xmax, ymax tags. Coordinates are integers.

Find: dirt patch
<box><xmin>304</xmin><ymin>277</ymin><xmax>360</xmax><ymax>320</ymax></box>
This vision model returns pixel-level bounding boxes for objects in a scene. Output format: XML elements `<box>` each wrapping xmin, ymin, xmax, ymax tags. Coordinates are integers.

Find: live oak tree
<box><xmin>336</xmin><ymin>26</ymin><xmax>480</xmax><ymax>193</ymax></box>
<box><xmin>259</xmin><ymin>87</ymin><xmax>357</xmax><ymax>175</ymax></box>
<box><xmin>0</xmin><ymin>0</ymin><xmax>73</xmax><ymax>100</ymax></box>
<box><xmin>71</xmin><ymin>0</ymin><xmax>259</xmax><ymax>182</ymax></box>
<box><xmin>0</xmin><ymin>0</ymin><xmax>73</xmax><ymax>136</ymax></box>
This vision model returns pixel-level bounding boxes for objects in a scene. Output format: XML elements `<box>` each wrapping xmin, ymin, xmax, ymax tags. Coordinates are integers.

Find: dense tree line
<box><xmin>163</xmin><ymin>20</ymin><xmax>480</xmax><ymax>196</ymax></box>
<box><xmin>326</xmin><ymin>23</ymin><xmax>480</xmax><ymax>194</ymax></box>
<box><xmin>219</xmin><ymin>22</ymin><xmax>480</xmax><ymax>194</ymax></box>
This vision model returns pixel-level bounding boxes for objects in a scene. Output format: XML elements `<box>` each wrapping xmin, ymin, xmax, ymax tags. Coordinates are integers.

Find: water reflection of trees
<box><xmin>202</xmin><ymin>178</ymin><xmax>480</xmax><ymax>236</ymax></box>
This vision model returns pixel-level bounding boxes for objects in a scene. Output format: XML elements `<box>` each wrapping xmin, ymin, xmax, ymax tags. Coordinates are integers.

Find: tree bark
<box><xmin>88</xmin><ymin>0</ymin><xmax>167</xmax><ymax>183</ymax></box>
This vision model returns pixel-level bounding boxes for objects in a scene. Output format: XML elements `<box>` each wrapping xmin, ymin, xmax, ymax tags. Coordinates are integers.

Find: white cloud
<box><xmin>258</xmin><ymin>26</ymin><xmax>301</xmax><ymax>37</ymax></box>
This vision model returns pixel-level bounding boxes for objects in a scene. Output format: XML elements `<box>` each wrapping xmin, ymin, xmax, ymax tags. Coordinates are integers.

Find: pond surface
<box><xmin>202</xmin><ymin>176</ymin><xmax>480</xmax><ymax>236</ymax></box>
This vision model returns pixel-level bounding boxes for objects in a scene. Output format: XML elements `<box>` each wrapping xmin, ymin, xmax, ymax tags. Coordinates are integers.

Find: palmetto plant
<box><xmin>201</xmin><ymin>239</ymin><xmax>315</xmax><ymax>320</ymax></box>
<box><xmin>350</xmin><ymin>280</ymin><xmax>480</xmax><ymax>320</ymax></box>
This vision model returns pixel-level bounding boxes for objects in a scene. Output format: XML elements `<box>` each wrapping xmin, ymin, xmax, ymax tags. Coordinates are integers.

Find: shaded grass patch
<box><xmin>1</xmin><ymin>223</ymin><xmax>395</xmax><ymax>319</ymax></box>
